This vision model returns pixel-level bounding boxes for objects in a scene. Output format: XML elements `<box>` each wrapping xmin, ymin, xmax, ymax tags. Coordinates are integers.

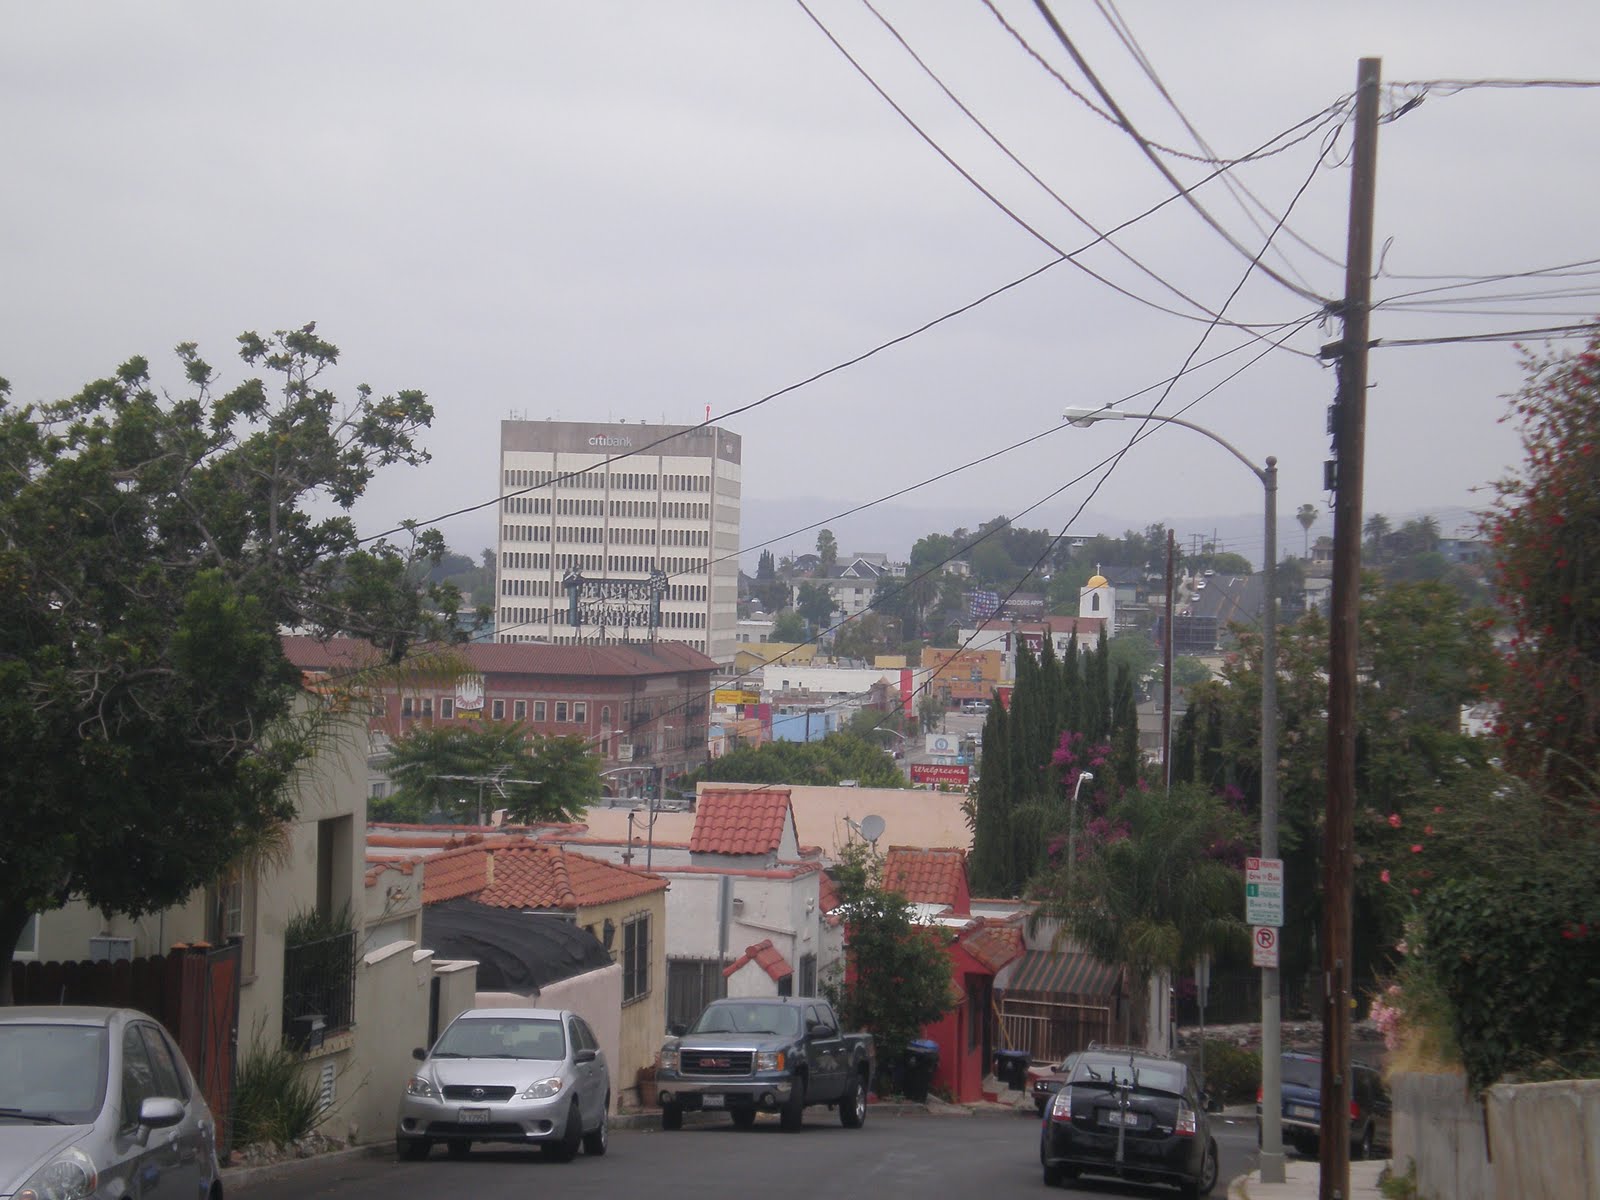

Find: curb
<box><xmin>223</xmin><ymin>1140</ymin><xmax>394</xmax><ymax>1190</ymax></box>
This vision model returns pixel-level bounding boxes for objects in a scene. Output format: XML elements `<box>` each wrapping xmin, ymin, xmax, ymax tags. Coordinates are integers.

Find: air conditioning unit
<box><xmin>89</xmin><ymin>936</ymin><xmax>134</xmax><ymax>963</ymax></box>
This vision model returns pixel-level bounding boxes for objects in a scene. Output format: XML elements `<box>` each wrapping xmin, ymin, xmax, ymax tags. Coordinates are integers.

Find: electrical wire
<box><xmin>1026</xmin><ymin>0</ymin><xmax>1334</xmax><ymax>308</ymax></box>
<box><xmin>1371</xmin><ymin>322</ymin><xmax>1600</xmax><ymax>349</ymax></box>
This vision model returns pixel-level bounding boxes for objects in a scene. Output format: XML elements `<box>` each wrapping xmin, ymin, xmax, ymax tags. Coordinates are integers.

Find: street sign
<box><xmin>925</xmin><ymin>733</ymin><xmax>958</xmax><ymax>756</ymax></box>
<box><xmin>1245</xmin><ymin>857</ymin><xmax>1284</xmax><ymax>927</ymax></box>
<box><xmin>910</xmin><ymin>762</ymin><xmax>969</xmax><ymax>786</ymax></box>
<box><xmin>1251</xmin><ymin>925</ymin><xmax>1280</xmax><ymax>968</ymax></box>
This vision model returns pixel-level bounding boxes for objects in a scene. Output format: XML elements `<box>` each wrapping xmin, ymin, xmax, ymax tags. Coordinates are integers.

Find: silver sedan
<box><xmin>0</xmin><ymin>1005</ymin><xmax>222</xmax><ymax>1200</ymax></box>
<box><xmin>396</xmin><ymin>1007</ymin><xmax>609</xmax><ymax>1162</ymax></box>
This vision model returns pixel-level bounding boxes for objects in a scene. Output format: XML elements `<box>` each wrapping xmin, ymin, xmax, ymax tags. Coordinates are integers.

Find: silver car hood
<box><xmin>0</xmin><ymin>1123</ymin><xmax>85</xmax><ymax>1193</ymax></box>
<box><xmin>429</xmin><ymin>1056</ymin><xmax>564</xmax><ymax>1086</ymax></box>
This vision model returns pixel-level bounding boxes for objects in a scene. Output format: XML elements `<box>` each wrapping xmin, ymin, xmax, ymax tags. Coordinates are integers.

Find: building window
<box><xmin>401</xmin><ymin>696</ymin><xmax>414</xmax><ymax>718</ymax></box>
<box><xmin>15</xmin><ymin>913</ymin><xmax>38</xmax><ymax>957</ymax></box>
<box><xmin>420</xmin><ymin>697</ymin><xmax>433</xmax><ymax>717</ymax></box>
<box><xmin>534</xmin><ymin>701</ymin><xmax>546</xmax><ymax>721</ymax></box>
<box><xmin>622</xmin><ymin>913</ymin><xmax>650</xmax><ymax>1003</ymax></box>
<box><xmin>440</xmin><ymin>697</ymin><xmax>454</xmax><ymax>719</ymax></box>
<box><xmin>573</xmin><ymin>702</ymin><xmax>587</xmax><ymax>724</ymax></box>
<box><xmin>556</xmin><ymin>701</ymin><xmax>569</xmax><ymax>722</ymax></box>
<box><xmin>492</xmin><ymin>699</ymin><xmax>505</xmax><ymax>720</ymax></box>
<box><xmin>371</xmin><ymin>694</ymin><xmax>386</xmax><ymax>717</ymax></box>
<box><xmin>514</xmin><ymin>700</ymin><xmax>527</xmax><ymax>720</ymax></box>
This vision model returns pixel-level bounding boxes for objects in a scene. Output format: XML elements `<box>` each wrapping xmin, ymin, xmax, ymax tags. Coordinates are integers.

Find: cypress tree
<box><xmin>1110</xmin><ymin>663</ymin><xmax>1141</xmax><ymax>789</ymax></box>
<box><xmin>970</xmin><ymin>700</ymin><xmax>1013</xmax><ymax>894</ymax></box>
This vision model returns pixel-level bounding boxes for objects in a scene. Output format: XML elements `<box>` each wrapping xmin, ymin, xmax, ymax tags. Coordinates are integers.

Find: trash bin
<box><xmin>902</xmin><ymin>1039</ymin><xmax>940</xmax><ymax>1102</ymax></box>
<box><xmin>994</xmin><ymin>1048</ymin><xmax>1030</xmax><ymax>1091</ymax></box>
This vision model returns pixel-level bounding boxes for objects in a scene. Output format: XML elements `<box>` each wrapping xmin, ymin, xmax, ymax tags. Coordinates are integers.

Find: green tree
<box><xmin>1206</xmin><ymin>552</ymin><xmax>1254</xmax><ymax>576</ymax></box>
<box><xmin>1296</xmin><ymin>503</ymin><xmax>1319</xmax><ymax>558</ymax></box>
<box><xmin>816</xmin><ymin>529</ymin><xmax>838</xmax><ymax>574</ymax></box>
<box><xmin>0</xmin><ymin>327</ymin><xmax>454</xmax><ymax>997</ymax></box>
<box><xmin>1028</xmin><ymin>783</ymin><xmax>1249</xmax><ymax>1032</ymax></box>
<box><xmin>770</xmin><ymin>610</ymin><xmax>806</xmax><ymax>642</ymax></box>
<box><xmin>380</xmin><ymin>722</ymin><xmax>597</xmax><ymax>824</ymax></box>
<box><xmin>757</xmin><ymin>549</ymin><xmax>777</xmax><ymax>580</ymax></box>
<box><xmin>689</xmin><ymin>731</ymin><xmax>907</xmax><ymax>789</ymax></box>
<box><xmin>1173</xmin><ymin>657</ymin><xmax>1212</xmax><ymax>691</ymax></box>
<box><xmin>1363</xmin><ymin>513</ymin><xmax>1393</xmax><ymax>563</ymax></box>
<box><xmin>1487</xmin><ymin>331</ymin><xmax>1600</xmax><ymax>798</ymax></box>
<box><xmin>1107</xmin><ymin>632</ymin><xmax>1158</xmax><ymax>695</ymax></box>
<box><xmin>821</xmin><ymin>843</ymin><xmax>955</xmax><ymax>1066</ymax></box>
<box><xmin>795</xmin><ymin>582</ymin><xmax>836</xmax><ymax>631</ymax></box>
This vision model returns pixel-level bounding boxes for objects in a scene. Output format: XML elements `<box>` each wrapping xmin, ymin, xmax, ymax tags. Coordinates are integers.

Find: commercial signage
<box><xmin>1245</xmin><ymin>856</ymin><xmax>1285</xmax><ymax>927</ymax></box>
<box><xmin>714</xmin><ymin>688</ymin><xmax>761</xmax><ymax>706</ymax></box>
<box><xmin>454</xmin><ymin>674</ymin><xmax>485</xmax><ymax>714</ymax></box>
<box><xmin>1251</xmin><ymin>926</ymin><xmax>1280</xmax><ymax>969</ymax></box>
<box><xmin>587</xmin><ymin>435</ymin><xmax>633</xmax><ymax>448</ymax></box>
<box><xmin>925</xmin><ymin>733</ymin><xmax>958</xmax><ymax>756</ymax></box>
<box><xmin>911</xmin><ymin>763</ymin><xmax>970</xmax><ymax>786</ymax></box>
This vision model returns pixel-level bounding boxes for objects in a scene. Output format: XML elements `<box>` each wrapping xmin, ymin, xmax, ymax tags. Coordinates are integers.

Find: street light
<box><xmin>1063</xmin><ymin>404</ymin><xmax>1285</xmax><ymax>1184</ymax></box>
<box><xmin>1065</xmin><ymin>770</ymin><xmax>1096</xmax><ymax>894</ymax></box>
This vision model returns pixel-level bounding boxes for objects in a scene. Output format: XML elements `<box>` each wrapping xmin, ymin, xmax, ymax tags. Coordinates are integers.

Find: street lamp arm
<box><xmin>1062</xmin><ymin>406</ymin><xmax>1268</xmax><ymax>483</ymax></box>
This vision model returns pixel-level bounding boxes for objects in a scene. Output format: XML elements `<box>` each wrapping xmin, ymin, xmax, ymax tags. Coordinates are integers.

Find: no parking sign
<box><xmin>1251</xmin><ymin>925</ymin><xmax>1280</xmax><ymax>968</ymax></box>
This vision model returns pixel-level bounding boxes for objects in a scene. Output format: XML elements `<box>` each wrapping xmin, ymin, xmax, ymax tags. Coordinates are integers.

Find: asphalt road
<box><xmin>234</xmin><ymin>1109</ymin><xmax>1263</xmax><ymax>1200</ymax></box>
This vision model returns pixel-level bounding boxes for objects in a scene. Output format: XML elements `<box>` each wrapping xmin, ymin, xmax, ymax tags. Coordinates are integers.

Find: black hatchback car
<box><xmin>1257</xmin><ymin>1052</ymin><xmax>1390</xmax><ymax>1160</ymax></box>
<box><xmin>1040</xmin><ymin>1047</ymin><xmax>1218</xmax><ymax>1197</ymax></box>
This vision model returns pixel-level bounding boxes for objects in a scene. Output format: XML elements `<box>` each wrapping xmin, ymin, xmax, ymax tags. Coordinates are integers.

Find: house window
<box><xmin>371</xmin><ymin>694</ymin><xmax>386</xmax><ymax>717</ymax></box>
<box><xmin>492</xmin><ymin>699</ymin><xmax>505</xmax><ymax>720</ymax></box>
<box><xmin>514</xmin><ymin>700</ymin><xmax>527</xmax><ymax>720</ymax></box>
<box><xmin>440</xmin><ymin>697</ymin><xmax>454</xmax><ymax>719</ymax></box>
<box><xmin>14</xmin><ymin>913</ymin><xmax>37</xmax><ymax>957</ymax></box>
<box><xmin>420</xmin><ymin>697</ymin><xmax>433</xmax><ymax>717</ymax></box>
<box><xmin>534</xmin><ymin>701</ymin><xmax>546</xmax><ymax>721</ymax></box>
<box><xmin>573</xmin><ymin>702</ymin><xmax>587</xmax><ymax>724</ymax></box>
<box><xmin>401</xmin><ymin>696</ymin><xmax>414</xmax><ymax>718</ymax></box>
<box><xmin>622</xmin><ymin>912</ymin><xmax>650</xmax><ymax>1003</ymax></box>
<box><xmin>556</xmin><ymin>701</ymin><xmax>569</xmax><ymax>722</ymax></box>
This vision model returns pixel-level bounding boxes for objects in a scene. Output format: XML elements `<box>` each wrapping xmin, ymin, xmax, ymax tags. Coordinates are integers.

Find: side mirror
<box><xmin>1202</xmin><ymin>1092</ymin><xmax>1224</xmax><ymax>1114</ymax></box>
<box><xmin>139</xmin><ymin>1097</ymin><xmax>185</xmax><ymax>1129</ymax></box>
<box><xmin>807</xmin><ymin>1023</ymin><xmax>836</xmax><ymax>1040</ymax></box>
<box><xmin>574</xmin><ymin>1048</ymin><xmax>598</xmax><ymax>1064</ymax></box>
<box><xmin>667</xmin><ymin>1023</ymin><xmax>687</xmax><ymax>1038</ymax></box>
<box><xmin>412</xmin><ymin>1047</ymin><xmax>427</xmax><ymax>1061</ymax></box>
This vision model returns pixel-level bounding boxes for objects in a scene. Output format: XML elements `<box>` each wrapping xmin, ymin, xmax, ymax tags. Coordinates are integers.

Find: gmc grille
<box><xmin>680</xmin><ymin>1050</ymin><xmax>754</xmax><ymax>1076</ymax></box>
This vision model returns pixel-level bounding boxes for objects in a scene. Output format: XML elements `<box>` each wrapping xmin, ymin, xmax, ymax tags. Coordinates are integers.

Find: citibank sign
<box><xmin>588</xmin><ymin>435</ymin><xmax>633</xmax><ymax>448</ymax></box>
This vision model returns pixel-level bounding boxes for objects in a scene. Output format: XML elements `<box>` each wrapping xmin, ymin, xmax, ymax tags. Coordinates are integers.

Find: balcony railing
<box><xmin>282</xmin><ymin>930</ymin><xmax>357</xmax><ymax>1049</ymax></box>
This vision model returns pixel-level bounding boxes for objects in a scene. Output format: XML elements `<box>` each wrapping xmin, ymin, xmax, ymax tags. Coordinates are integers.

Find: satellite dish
<box><xmin>859</xmin><ymin>815</ymin><xmax>886</xmax><ymax>845</ymax></box>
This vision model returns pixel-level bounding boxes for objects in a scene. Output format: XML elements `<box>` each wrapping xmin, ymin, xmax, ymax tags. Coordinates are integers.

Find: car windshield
<box><xmin>689</xmin><ymin>1004</ymin><xmax>802</xmax><ymax>1036</ymax></box>
<box><xmin>1071</xmin><ymin>1055</ymin><xmax>1185</xmax><ymax>1096</ymax></box>
<box><xmin>0</xmin><ymin>1023</ymin><xmax>109</xmax><ymax>1124</ymax></box>
<box><xmin>1282</xmin><ymin>1057</ymin><xmax>1322</xmax><ymax>1089</ymax></box>
<box><xmin>432</xmin><ymin>1018</ymin><xmax>565</xmax><ymax>1060</ymax></box>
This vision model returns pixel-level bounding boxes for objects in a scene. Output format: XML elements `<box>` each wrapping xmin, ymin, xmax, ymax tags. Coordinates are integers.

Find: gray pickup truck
<box><xmin>654</xmin><ymin>996</ymin><xmax>875</xmax><ymax>1132</ymax></box>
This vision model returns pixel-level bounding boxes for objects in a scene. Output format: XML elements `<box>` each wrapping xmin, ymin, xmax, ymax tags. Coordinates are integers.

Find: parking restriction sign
<box><xmin>1251</xmin><ymin>926</ymin><xmax>1280</xmax><ymax>968</ymax></box>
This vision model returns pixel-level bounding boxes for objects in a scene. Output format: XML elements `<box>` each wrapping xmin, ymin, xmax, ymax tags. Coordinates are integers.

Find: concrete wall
<box><xmin>577</xmin><ymin>890</ymin><xmax>668</xmax><ymax>1099</ymax></box>
<box><xmin>476</xmin><ymin>960</ymin><xmax>625</xmax><ymax>1112</ymax></box>
<box><xmin>1390</xmin><ymin>1071</ymin><xmax>1495</xmax><ymax>1200</ymax></box>
<box><xmin>1486</xmin><ymin>1078</ymin><xmax>1600</xmax><ymax>1200</ymax></box>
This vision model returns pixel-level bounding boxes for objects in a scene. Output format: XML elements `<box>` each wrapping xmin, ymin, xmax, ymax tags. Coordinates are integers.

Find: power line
<box><xmin>1370</xmin><ymin>322</ymin><xmax>1600</xmax><ymax>349</ymax></box>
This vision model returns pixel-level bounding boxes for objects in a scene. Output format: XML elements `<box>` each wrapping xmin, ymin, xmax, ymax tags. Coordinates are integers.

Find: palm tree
<box><xmin>1363</xmin><ymin>513</ymin><xmax>1392</xmax><ymax>562</ymax></box>
<box><xmin>1028</xmin><ymin>784</ymin><xmax>1247</xmax><ymax>1040</ymax></box>
<box><xmin>1296</xmin><ymin>503</ymin><xmax>1319</xmax><ymax>558</ymax></box>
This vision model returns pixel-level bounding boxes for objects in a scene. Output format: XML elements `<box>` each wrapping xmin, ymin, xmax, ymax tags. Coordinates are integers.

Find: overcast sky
<box><xmin>4</xmin><ymin>2</ymin><xmax>1597</xmax><ymax>569</ymax></box>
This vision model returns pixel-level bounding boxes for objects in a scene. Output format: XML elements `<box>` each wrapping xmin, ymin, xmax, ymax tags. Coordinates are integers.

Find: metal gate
<box><xmin>999</xmin><ymin>995</ymin><xmax>1114</xmax><ymax>1063</ymax></box>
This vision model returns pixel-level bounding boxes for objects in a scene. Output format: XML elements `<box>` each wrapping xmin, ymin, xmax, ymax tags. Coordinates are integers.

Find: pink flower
<box><xmin>1387</xmin><ymin>813</ymin><xmax>1402</xmax><ymax>828</ymax></box>
<box><xmin>1380</xmin><ymin>869</ymin><xmax>1391</xmax><ymax>884</ymax></box>
<box><xmin>1395</xmin><ymin>939</ymin><xmax>1408</xmax><ymax>955</ymax></box>
<box><xmin>1410</xmin><ymin>844</ymin><xmax>1423</xmax><ymax>854</ymax></box>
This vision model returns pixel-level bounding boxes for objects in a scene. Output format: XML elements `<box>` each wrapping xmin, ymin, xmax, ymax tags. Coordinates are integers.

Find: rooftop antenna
<box><xmin>855</xmin><ymin>814</ymin><xmax>885</xmax><ymax>847</ymax></box>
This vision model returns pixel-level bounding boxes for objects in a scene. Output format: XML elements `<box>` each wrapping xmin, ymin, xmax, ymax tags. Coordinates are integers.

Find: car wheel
<box><xmin>1355</xmin><ymin>1123</ymin><xmax>1374</xmax><ymax>1161</ymax></box>
<box><xmin>839</xmin><ymin>1072</ymin><xmax>867</xmax><ymax>1129</ymax></box>
<box><xmin>731</xmin><ymin>1107</ymin><xmax>757</xmax><ymax>1129</ymax></box>
<box><xmin>1199</xmin><ymin>1138</ymin><xmax>1219</xmax><ymax>1195</ymax></box>
<box><xmin>396</xmin><ymin>1137</ymin><xmax>430</xmax><ymax>1162</ymax></box>
<box><xmin>543</xmin><ymin>1101</ymin><xmax>582</xmax><ymax>1162</ymax></box>
<box><xmin>780</xmin><ymin>1076</ymin><xmax>806</xmax><ymax>1132</ymax></box>
<box><xmin>445</xmin><ymin>1140</ymin><xmax>470</xmax><ymax>1160</ymax></box>
<box><xmin>1043</xmin><ymin>1161</ymin><xmax>1064</xmax><ymax>1187</ymax></box>
<box><xmin>582</xmin><ymin>1097</ymin><xmax>610</xmax><ymax>1156</ymax></box>
<box><xmin>660</xmin><ymin>1101</ymin><xmax>683</xmax><ymax>1131</ymax></box>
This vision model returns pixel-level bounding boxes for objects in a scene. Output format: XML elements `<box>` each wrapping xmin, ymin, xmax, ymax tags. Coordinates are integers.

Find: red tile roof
<box><xmin>282</xmin><ymin>634</ymin><xmax>717</xmax><ymax>678</ymax></box>
<box><xmin>689</xmin><ymin>788</ymin><xmax>795</xmax><ymax>856</ymax></box>
<box><xmin>883</xmin><ymin>846</ymin><xmax>970</xmax><ymax>913</ymax></box>
<box><xmin>959</xmin><ymin>919</ymin><xmax>1026</xmax><ymax>973</ymax></box>
<box><xmin>722</xmin><ymin>939</ymin><xmax>793</xmax><ymax>982</ymax></box>
<box><xmin>419</xmin><ymin>840</ymin><xmax>666</xmax><ymax>909</ymax></box>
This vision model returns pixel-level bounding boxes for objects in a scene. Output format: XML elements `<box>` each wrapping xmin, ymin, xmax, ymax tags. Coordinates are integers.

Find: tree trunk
<box><xmin>0</xmin><ymin>901</ymin><xmax>36</xmax><ymax>1007</ymax></box>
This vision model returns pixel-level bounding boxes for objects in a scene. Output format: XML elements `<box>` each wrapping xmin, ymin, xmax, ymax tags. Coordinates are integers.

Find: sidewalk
<box><xmin>1227</xmin><ymin>1158</ymin><xmax>1388</xmax><ymax>1200</ymax></box>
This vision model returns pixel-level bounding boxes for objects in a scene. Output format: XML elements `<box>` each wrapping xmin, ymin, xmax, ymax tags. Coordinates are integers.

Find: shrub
<box><xmin>1197</xmin><ymin>1039</ymin><xmax>1260</xmax><ymax>1104</ymax></box>
<box><xmin>232</xmin><ymin>1042</ymin><xmax>328</xmax><ymax>1148</ymax></box>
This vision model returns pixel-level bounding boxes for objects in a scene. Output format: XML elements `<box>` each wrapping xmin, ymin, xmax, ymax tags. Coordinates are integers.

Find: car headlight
<box><xmin>520</xmin><ymin>1077</ymin><xmax>563</xmax><ymax>1100</ymax></box>
<box><xmin>755</xmin><ymin>1050</ymin><xmax>785</xmax><ymax>1072</ymax></box>
<box><xmin>17</xmin><ymin>1146</ymin><xmax>98</xmax><ymax>1200</ymax></box>
<box><xmin>658</xmin><ymin>1048</ymin><xmax>679</xmax><ymax>1072</ymax></box>
<box><xmin>406</xmin><ymin>1075</ymin><xmax>440</xmax><ymax>1099</ymax></box>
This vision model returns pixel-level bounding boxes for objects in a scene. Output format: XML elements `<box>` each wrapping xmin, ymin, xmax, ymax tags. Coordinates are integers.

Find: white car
<box><xmin>397</xmin><ymin>1008</ymin><xmax>609</xmax><ymax>1162</ymax></box>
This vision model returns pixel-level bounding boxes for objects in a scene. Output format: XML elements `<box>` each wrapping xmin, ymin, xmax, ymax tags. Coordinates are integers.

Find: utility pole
<box><xmin>1162</xmin><ymin>528</ymin><xmax>1175</xmax><ymax>786</ymax></box>
<box><xmin>1318</xmin><ymin>56</ymin><xmax>1381</xmax><ymax>1200</ymax></box>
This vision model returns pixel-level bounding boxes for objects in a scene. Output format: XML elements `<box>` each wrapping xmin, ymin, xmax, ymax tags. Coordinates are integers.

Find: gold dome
<box><xmin>1086</xmin><ymin>575</ymin><xmax>1109</xmax><ymax>588</ymax></box>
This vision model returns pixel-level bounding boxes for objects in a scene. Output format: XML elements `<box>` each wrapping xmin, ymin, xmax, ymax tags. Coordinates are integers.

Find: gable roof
<box><xmin>958</xmin><ymin>919</ymin><xmax>1027</xmax><ymax>973</ymax></box>
<box><xmin>690</xmin><ymin>788</ymin><xmax>795</xmax><ymax>855</ymax></box>
<box><xmin>420</xmin><ymin>839</ymin><xmax>666</xmax><ymax>909</ymax></box>
<box><xmin>883</xmin><ymin>846</ymin><xmax>970</xmax><ymax>914</ymax></box>
<box><xmin>722</xmin><ymin>938</ymin><xmax>793</xmax><ymax>982</ymax></box>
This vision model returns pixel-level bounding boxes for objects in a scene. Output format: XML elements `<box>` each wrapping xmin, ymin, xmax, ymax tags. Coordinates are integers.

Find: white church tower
<box><xmin>1078</xmin><ymin>571</ymin><xmax>1116</xmax><ymax>631</ymax></box>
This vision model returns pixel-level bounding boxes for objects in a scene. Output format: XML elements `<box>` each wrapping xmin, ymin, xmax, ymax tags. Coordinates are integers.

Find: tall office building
<box><xmin>496</xmin><ymin>420</ymin><xmax>741</xmax><ymax>667</ymax></box>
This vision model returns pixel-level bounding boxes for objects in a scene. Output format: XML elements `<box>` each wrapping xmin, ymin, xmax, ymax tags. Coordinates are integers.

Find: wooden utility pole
<box><xmin>1162</xmin><ymin>528</ymin><xmax>1175</xmax><ymax>785</ymax></box>
<box><xmin>1319</xmin><ymin>56</ymin><xmax>1381</xmax><ymax>1200</ymax></box>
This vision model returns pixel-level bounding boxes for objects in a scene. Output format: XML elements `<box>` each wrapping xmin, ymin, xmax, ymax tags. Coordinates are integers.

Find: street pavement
<box><xmin>226</xmin><ymin>1104</ymin><xmax>1268</xmax><ymax>1199</ymax></box>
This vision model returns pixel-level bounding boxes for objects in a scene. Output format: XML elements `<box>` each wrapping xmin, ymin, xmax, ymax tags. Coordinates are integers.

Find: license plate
<box><xmin>459</xmin><ymin>1107</ymin><xmax>491</xmax><ymax>1124</ymax></box>
<box><xmin>1103</xmin><ymin>1110</ymin><xmax>1139</xmax><ymax>1127</ymax></box>
<box><xmin>702</xmin><ymin>1094</ymin><xmax>724</xmax><ymax>1109</ymax></box>
<box><xmin>1289</xmin><ymin>1104</ymin><xmax>1317</xmax><ymax>1119</ymax></box>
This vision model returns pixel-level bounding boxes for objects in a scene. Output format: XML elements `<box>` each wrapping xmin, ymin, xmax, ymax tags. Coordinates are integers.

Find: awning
<box><xmin>1001</xmin><ymin>950</ymin><xmax>1121</xmax><ymax>999</ymax></box>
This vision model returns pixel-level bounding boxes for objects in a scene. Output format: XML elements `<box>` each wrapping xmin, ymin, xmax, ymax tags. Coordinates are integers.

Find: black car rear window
<box><xmin>1071</xmin><ymin>1055</ymin><xmax>1185</xmax><ymax>1096</ymax></box>
<box><xmin>1282</xmin><ymin>1057</ymin><xmax>1321</xmax><ymax>1088</ymax></box>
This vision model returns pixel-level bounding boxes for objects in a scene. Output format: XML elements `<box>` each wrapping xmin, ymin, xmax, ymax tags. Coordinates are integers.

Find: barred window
<box><xmin>623</xmin><ymin>912</ymin><xmax>650</xmax><ymax>1003</ymax></box>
